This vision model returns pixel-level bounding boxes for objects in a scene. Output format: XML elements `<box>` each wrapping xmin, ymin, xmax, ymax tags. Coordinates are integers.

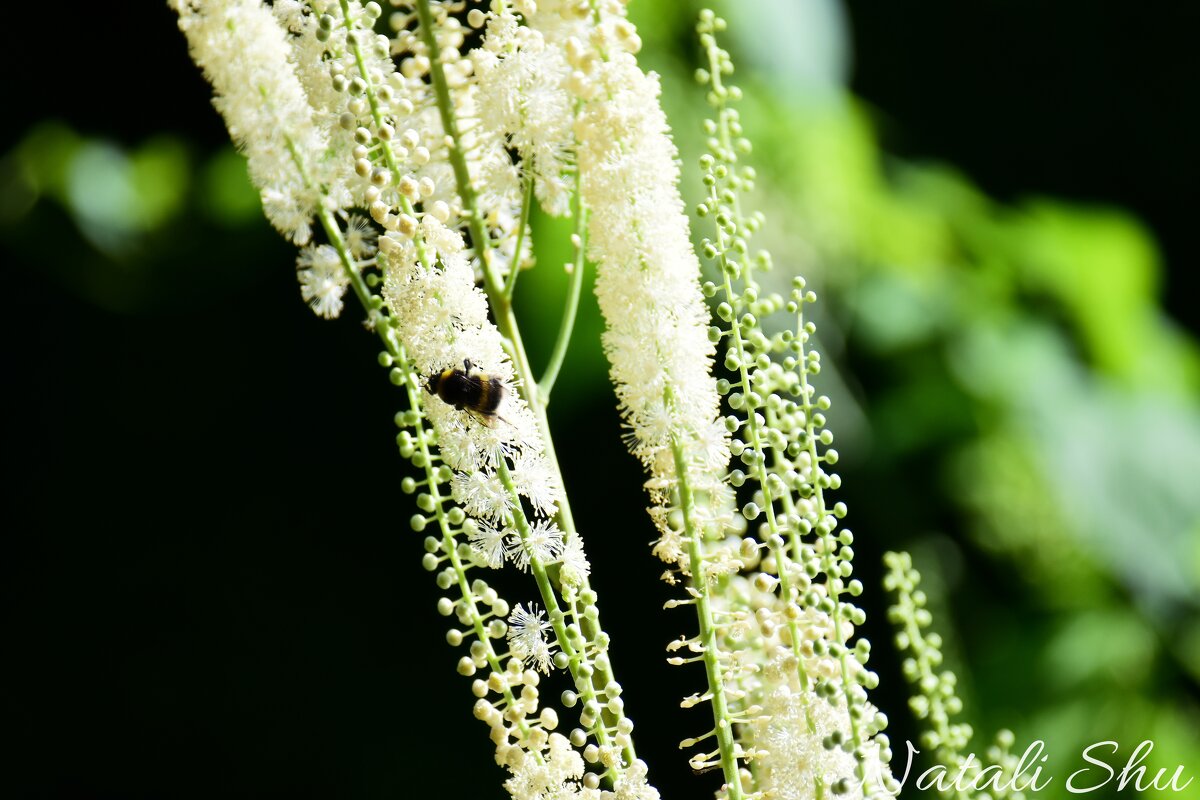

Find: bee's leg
<box><xmin>463</xmin><ymin>358</ymin><xmax>473</xmax><ymax>372</ymax></box>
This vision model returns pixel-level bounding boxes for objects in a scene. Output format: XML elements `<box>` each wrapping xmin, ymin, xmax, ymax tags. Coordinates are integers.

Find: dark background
<box><xmin>4</xmin><ymin>2</ymin><xmax>1197</xmax><ymax>798</ymax></box>
<box><xmin>843</xmin><ymin>0</ymin><xmax>1200</xmax><ymax>332</ymax></box>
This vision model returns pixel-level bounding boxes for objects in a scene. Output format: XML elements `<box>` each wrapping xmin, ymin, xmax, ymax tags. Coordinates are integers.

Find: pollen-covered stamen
<box><xmin>508</xmin><ymin>602</ymin><xmax>557</xmax><ymax>675</ymax></box>
<box><xmin>505</xmin><ymin>519</ymin><xmax>565</xmax><ymax>573</ymax></box>
<box><xmin>296</xmin><ymin>243</ymin><xmax>351</xmax><ymax>319</ymax></box>
<box><xmin>467</xmin><ymin>520</ymin><xmax>509</xmax><ymax>569</ymax></box>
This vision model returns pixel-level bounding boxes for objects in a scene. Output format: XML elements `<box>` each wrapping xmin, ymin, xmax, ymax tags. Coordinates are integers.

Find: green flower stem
<box><xmin>494</xmin><ymin>458</ymin><xmax>630</xmax><ymax>777</ymax></box>
<box><xmin>283</xmin><ymin>53</ymin><xmax>545</xmax><ymax>761</ymax></box>
<box><xmin>539</xmin><ymin>190</ymin><xmax>587</xmax><ymax>400</ymax></box>
<box><xmin>764</xmin><ymin>403</ymin><xmax>808</xmax><ymax>563</ymax></box>
<box><xmin>668</xmin><ymin>416</ymin><xmax>744</xmax><ymax>800</ymax></box>
<box><xmin>503</xmin><ymin>176</ymin><xmax>534</xmax><ymax>300</ymax></box>
<box><xmin>416</xmin><ymin>0</ymin><xmax>570</xmax><ymax>528</ymax></box>
<box><xmin>415</xmin><ymin>0</ymin><xmax>630</xmax><ymax>765</ymax></box>
<box><xmin>315</xmin><ymin>204</ymin><xmax>537</xmax><ymax>749</ymax></box>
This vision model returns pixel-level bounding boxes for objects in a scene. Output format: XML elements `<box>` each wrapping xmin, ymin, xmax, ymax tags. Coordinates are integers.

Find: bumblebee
<box><xmin>425</xmin><ymin>359</ymin><xmax>505</xmax><ymax>421</ymax></box>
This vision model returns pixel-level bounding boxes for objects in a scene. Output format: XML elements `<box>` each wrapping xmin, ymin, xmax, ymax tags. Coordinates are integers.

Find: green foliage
<box><xmin>0</xmin><ymin>123</ymin><xmax>273</xmax><ymax>312</ymax></box>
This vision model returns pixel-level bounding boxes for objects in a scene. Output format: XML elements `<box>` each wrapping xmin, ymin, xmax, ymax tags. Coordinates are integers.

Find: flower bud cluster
<box><xmin>665</xmin><ymin>13</ymin><xmax>896</xmax><ymax>798</ymax></box>
<box><xmin>394</xmin><ymin>0</ymin><xmax>530</xmax><ymax>279</ymax></box>
<box><xmin>285</xmin><ymin>209</ymin><xmax>570</xmax><ymax>782</ymax></box>
<box><xmin>273</xmin><ymin>1</ymin><xmax>440</xmax><ymax>224</ymax></box>
<box><xmin>884</xmin><ymin>552</ymin><xmax>1025</xmax><ymax>800</ymax></box>
<box><xmin>379</xmin><ymin>257</ymin><xmax>628</xmax><ymax>795</ymax></box>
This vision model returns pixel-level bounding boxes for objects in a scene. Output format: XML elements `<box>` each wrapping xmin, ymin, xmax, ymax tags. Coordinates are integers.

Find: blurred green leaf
<box><xmin>1044</xmin><ymin>608</ymin><xmax>1156</xmax><ymax>689</ymax></box>
<box><xmin>200</xmin><ymin>146</ymin><xmax>261</xmax><ymax>225</ymax></box>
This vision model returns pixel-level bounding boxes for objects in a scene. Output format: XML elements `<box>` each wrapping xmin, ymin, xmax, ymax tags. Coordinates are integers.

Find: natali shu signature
<box><xmin>863</xmin><ymin>739</ymin><xmax>1194</xmax><ymax>795</ymax></box>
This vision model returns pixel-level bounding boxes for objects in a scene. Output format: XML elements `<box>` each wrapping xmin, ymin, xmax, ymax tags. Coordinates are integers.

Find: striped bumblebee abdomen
<box><xmin>425</xmin><ymin>359</ymin><xmax>505</xmax><ymax>419</ymax></box>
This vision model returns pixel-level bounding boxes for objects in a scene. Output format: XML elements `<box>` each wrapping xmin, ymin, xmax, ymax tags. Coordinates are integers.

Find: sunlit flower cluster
<box><xmin>885</xmin><ymin>552</ymin><xmax>1024</xmax><ymax>799</ymax></box>
<box><xmin>639</xmin><ymin>13</ymin><xmax>899</xmax><ymax>798</ymax></box>
<box><xmin>171</xmin><ymin>0</ymin><xmax>338</xmax><ymax>243</ymax></box>
<box><xmin>173</xmin><ymin>3</ymin><xmax>931</xmax><ymax>800</ymax></box>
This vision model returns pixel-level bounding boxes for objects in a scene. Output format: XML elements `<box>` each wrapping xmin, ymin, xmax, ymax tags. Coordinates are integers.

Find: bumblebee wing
<box><xmin>467</xmin><ymin>407</ymin><xmax>511</xmax><ymax>428</ymax></box>
<box><xmin>453</xmin><ymin>370</ymin><xmax>496</xmax><ymax>415</ymax></box>
<box><xmin>458</xmin><ymin>371</ymin><xmax>487</xmax><ymax>393</ymax></box>
<box><xmin>467</xmin><ymin>407</ymin><xmax>498</xmax><ymax>427</ymax></box>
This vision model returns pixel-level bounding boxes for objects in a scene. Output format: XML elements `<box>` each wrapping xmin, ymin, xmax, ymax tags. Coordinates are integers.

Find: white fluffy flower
<box><xmin>453</xmin><ymin>470</ymin><xmax>515</xmax><ymax>524</ymax></box>
<box><xmin>569</xmin><ymin>48</ymin><xmax>729</xmax><ymax>548</ymax></box>
<box><xmin>508</xmin><ymin>449</ymin><xmax>560</xmax><ymax>518</ymax></box>
<box><xmin>468</xmin><ymin>521</ymin><xmax>509</xmax><ymax>569</ymax></box>
<box><xmin>507</xmin><ymin>602</ymin><xmax>556</xmax><ymax>674</ymax></box>
<box><xmin>559</xmin><ymin>536</ymin><xmax>591</xmax><ymax>587</ymax></box>
<box><xmin>501</xmin><ymin>2</ymin><xmax>727</xmax><ymax>527</ymax></box>
<box><xmin>579</xmin><ymin>60</ymin><xmax>723</xmax><ymax>454</ymax></box>
<box><xmin>503</xmin><ymin>732</ymin><xmax>590</xmax><ymax>800</ymax></box>
<box><xmin>505</xmin><ymin>519</ymin><xmax>565</xmax><ymax>572</ymax></box>
<box><xmin>382</xmin><ymin>218</ymin><xmax>563</xmax><ymax>545</ymax></box>
<box><xmin>751</xmin><ymin>686</ymin><xmax>892</xmax><ymax>800</ymax></box>
<box><xmin>170</xmin><ymin>0</ymin><xmax>333</xmax><ymax>243</ymax></box>
<box><xmin>296</xmin><ymin>244</ymin><xmax>348</xmax><ymax>319</ymax></box>
<box><xmin>473</xmin><ymin>13</ymin><xmax>577</xmax><ymax>216</ymax></box>
<box><xmin>342</xmin><ymin>212</ymin><xmax>379</xmax><ymax>259</ymax></box>
<box><xmin>608</xmin><ymin>759</ymin><xmax>660</xmax><ymax>800</ymax></box>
